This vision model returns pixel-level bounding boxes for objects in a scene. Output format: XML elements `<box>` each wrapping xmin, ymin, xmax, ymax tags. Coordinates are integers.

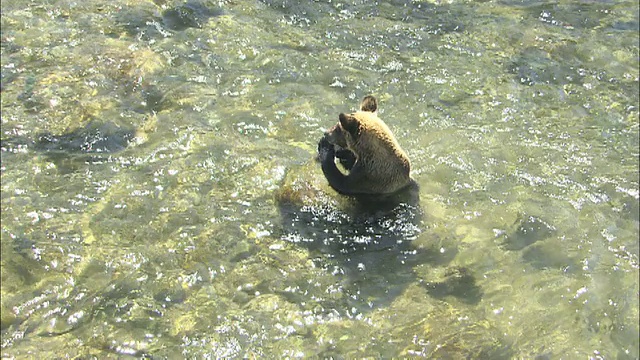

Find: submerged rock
<box><xmin>1</xmin><ymin>121</ymin><xmax>135</xmax><ymax>155</ymax></box>
<box><xmin>1</xmin><ymin>121</ymin><xmax>137</xmax><ymax>174</ymax></box>
<box><xmin>500</xmin><ymin>214</ymin><xmax>555</xmax><ymax>251</ymax></box>
<box><xmin>33</xmin><ymin>121</ymin><xmax>135</xmax><ymax>154</ymax></box>
<box><xmin>162</xmin><ymin>1</ymin><xmax>223</xmax><ymax>31</ymax></box>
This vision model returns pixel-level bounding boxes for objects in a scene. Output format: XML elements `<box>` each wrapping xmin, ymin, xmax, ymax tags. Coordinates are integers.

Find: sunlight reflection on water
<box><xmin>0</xmin><ymin>0</ymin><xmax>638</xmax><ymax>358</ymax></box>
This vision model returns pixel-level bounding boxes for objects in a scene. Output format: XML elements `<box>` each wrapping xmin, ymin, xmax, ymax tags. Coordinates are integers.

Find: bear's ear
<box><xmin>360</xmin><ymin>95</ymin><xmax>377</xmax><ymax>113</ymax></box>
<box><xmin>339</xmin><ymin>113</ymin><xmax>360</xmax><ymax>137</ymax></box>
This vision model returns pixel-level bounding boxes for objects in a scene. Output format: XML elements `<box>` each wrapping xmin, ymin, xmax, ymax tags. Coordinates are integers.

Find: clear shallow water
<box><xmin>1</xmin><ymin>0</ymin><xmax>638</xmax><ymax>358</ymax></box>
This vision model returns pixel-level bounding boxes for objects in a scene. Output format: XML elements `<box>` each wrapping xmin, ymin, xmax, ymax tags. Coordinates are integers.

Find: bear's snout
<box><xmin>324</xmin><ymin>123</ymin><xmax>348</xmax><ymax>148</ymax></box>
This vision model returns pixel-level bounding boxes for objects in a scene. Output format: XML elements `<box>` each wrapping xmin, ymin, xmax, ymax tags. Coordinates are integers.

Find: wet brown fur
<box><xmin>319</xmin><ymin>96</ymin><xmax>414</xmax><ymax>196</ymax></box>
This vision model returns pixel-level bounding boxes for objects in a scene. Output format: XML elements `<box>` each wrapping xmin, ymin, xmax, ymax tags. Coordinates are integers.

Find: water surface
<box><xmin>1</xmin><ymin>0</ymin><xmax>638</xmax><ymax>358</ymax></box>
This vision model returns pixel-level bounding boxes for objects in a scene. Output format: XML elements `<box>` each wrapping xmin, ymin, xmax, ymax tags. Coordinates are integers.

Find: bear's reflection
<box><xmin>276</xmin><ymin>163</ymin><xmax>482</xmax><ymax>313</ymax></box>
<box><xmin>276</xmin><ymin>181</ymin><xmax>426</xmax><ymax>311</ymax></box>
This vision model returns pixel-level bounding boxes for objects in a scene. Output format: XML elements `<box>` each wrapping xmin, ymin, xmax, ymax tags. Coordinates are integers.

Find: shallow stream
<box><xmin>1</xmin><ymin>0</ymin><xmax>638</xmax><ymax>358</ymax></box>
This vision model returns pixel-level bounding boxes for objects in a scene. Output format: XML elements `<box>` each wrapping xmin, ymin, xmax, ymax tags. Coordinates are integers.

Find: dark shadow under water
<box><xmin>276</xmin><ymin>181</ymin><xmax>483</xmax><ymax>313</ymax></box>
<box><xmin>1</xmin><ymin>121</ymin><xmax>135</xmax><ymax>173</ymax></box>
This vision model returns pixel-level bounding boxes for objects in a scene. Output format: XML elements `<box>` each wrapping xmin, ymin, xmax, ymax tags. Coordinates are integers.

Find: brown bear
<box><xmin>317</xmin><ymin>95</ymin><xmax>418</xmax><ymax>203</ymax></box>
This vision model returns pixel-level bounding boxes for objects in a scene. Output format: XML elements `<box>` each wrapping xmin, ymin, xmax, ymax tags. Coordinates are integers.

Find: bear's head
<box><xmin>324</xmin><ymin>96</ymin><xmax>408</xmax><ymax>169</ymax></box>
<box><xmin>324</xmin><ymin>95</ymin><xmax>377</xmax><ymax>151</ymax></box>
